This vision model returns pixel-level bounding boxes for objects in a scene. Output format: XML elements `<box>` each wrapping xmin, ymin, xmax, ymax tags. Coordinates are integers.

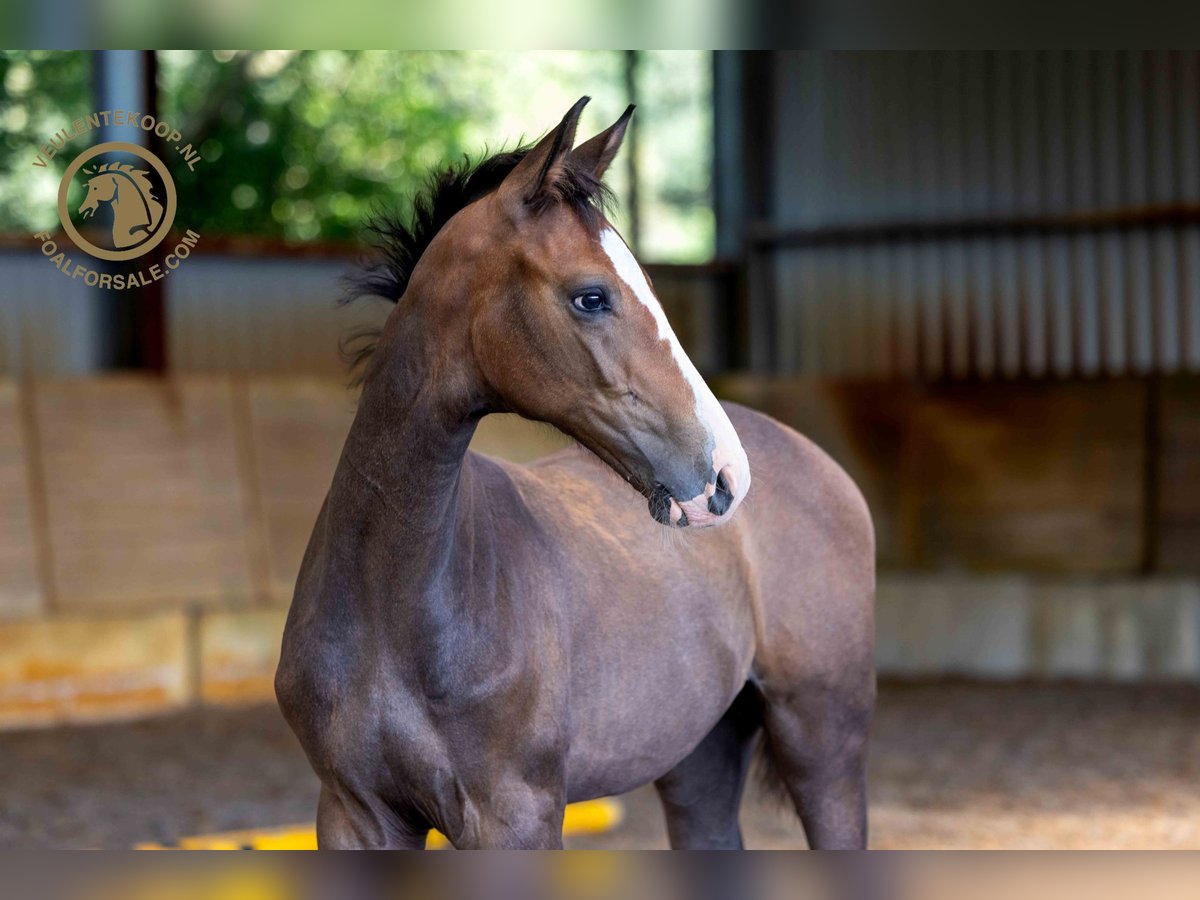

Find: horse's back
<box><xmin>478</xmin><ymin>402</ymin><xmax>874</xmax><ymax>641</ymax></box>
<box><xmin>487</xmin><ymin>402</ymin><xmax>872</xmax><ymax>569</ymax></box>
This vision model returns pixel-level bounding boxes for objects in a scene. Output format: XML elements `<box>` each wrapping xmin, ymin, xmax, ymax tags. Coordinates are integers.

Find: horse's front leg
<box><xmin>317</xmin><ymin>786</ymin><xmax>427</xmax><ymax>850</ymax></box>
<box><xmin>448</xmin><ymin>781</ymin><xmax>566</xmax><ymax>849</ymax></box>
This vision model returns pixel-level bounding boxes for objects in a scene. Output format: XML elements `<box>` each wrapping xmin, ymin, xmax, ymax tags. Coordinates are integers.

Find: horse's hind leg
<box><xmin>759</xmin><ymin>679</ymin><xmax>873</xmax><ymax>849</ymax></box>
<box><xmin>653</xmin><ymin>683</ymin><xmax>761</xmax><ymax>849</ymax></box>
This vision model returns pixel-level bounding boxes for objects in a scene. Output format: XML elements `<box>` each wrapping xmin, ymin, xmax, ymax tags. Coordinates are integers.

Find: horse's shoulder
<box><xmin>723</xmin><ymin>400</ymin><xmax>873</xmax><ymax>546</ymax></box>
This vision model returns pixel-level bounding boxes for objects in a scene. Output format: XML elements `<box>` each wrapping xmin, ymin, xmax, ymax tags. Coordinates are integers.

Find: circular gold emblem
<box><xmin>57</xmin><ymin>141</ymin><xmax>177</xmax><ymax>262</ymax></box>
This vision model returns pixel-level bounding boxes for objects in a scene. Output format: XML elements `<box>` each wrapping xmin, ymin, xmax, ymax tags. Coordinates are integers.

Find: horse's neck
<box><xmin>111</xmin><ymin>190</ymin><xmax>146</xmax><ymax>241</ymax></box>
<box><xmin>346</xmin><ymin>381</ymin><xmax>475</xmax><ymax>513</ymax></box>
<box><xmin>335</xmin><ymin>339</ymin><xmax>483</xmax><ymax>588</ymax></box>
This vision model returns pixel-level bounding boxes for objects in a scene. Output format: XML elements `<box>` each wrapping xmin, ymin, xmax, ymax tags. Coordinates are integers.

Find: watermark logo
<box><xmin>61</xmin><ymin>142</ymin><xmax>176</xmax><ymax>261</ymax></box>
<box><xmin>33</xmin><ymin>111</ymin><xmax>202</xmax><ymax>289</ymax></box>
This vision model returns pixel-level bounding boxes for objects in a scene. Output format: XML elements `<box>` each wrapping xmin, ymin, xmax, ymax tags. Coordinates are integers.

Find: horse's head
<box><xmin>408</xmin><ymin>98</ymin><xmax>749</xmax><ymax>528</ymax></box>
<box><xmin>76</xmin><ymin>164</ymin><xmax>163</xmax><ymax>249</ymax></box>
<box><xmin>77</xmin><ymin>171</ymin><xmax>118</xmax><ymax>219</ymax></box>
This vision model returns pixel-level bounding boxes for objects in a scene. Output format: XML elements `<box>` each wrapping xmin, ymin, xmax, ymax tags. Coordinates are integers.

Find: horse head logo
<box><xmin>58</xmin><ymin>141</ymin><xmax>179</xmax><ymax>262</ymax></box>
<box><xmin>77</xmin><ymin>161</ymin><xmax>165</xmax><ymax>250</ymax></box>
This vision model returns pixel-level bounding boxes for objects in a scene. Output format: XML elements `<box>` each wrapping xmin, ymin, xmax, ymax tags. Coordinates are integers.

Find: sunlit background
<box><xmin>3</xmin><ymin>50</ymin><xmax>712</xmax><ymax>261</ymax></box>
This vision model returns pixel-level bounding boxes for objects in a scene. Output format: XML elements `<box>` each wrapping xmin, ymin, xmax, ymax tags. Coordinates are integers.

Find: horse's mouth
<box><xmin>78</xmin><ymin>206</ymin><xmax>95</xmax><ymax>220</ymax></box>
<box><xmin>569</xmin><ymin>432</ymin><xmax>695</xmax><ymax>527</ymax></box>
<box><xmin>648</xmin><ymin>483</ymin><xmax>685</xmax><ymax>527</ymax></box>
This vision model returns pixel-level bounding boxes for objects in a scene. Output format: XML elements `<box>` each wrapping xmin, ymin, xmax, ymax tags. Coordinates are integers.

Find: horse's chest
<box><xmin>347</xmin><ymin>594</ymin><xmax>566</xmax><ymax>778</ymax></box>
<box><xmin>562</xmin><ymin>574</ymin><xmax>757</xmax><ymax>798</ymax></box>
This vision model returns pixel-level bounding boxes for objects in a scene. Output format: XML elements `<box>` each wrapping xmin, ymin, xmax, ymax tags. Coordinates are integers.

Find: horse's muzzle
<box><xmin>648</xmin><ymin>465</ymin><xmax>738</xmax><ymax>529</ymax></box>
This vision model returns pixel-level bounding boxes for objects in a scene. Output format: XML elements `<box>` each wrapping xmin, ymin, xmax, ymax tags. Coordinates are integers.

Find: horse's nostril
<box><xmin>708</xmin><ymin>469</ymin><xmax>734</xmax><ymax>517</ymax></box>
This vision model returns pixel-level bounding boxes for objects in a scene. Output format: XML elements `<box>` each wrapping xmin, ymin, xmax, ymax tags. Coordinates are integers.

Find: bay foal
<box><xmin>276</xmin><ymin>98</ymin><xmax>875</xmax><ymax>849</ymax></box>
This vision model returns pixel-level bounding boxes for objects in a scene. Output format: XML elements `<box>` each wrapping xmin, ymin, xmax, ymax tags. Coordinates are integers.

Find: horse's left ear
<box><xmin>572</xmin><ymin>105</ymin><xmax>634</xmax><ymax>179</ymax></box>
<box><xmin>498</xmin><ymin>96</ymin><xmax>590</xmax><ymax>217</ymax></box>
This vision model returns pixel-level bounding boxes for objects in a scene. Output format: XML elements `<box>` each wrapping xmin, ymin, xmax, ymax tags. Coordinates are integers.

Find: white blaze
<box><xmin>599</xmin><ymin>228</ymin><xmax>751</xmax><ymax>509</ymax></box>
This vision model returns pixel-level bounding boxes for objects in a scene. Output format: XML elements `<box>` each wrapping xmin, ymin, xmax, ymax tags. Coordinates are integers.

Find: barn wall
<box><xmin>715</xmin><ymin>374</ymin><xmax>1200</xmax><ymax>679</ymax></box>
<box><xmin>0</xmin><ymin>250</ymin><xmax>106</xmax><ymax>376</ymax></box>
<box><xmin>0</xmin><ymin>250</ymin><xmax>734</xmax><ymax>378</ymax></box>
<box><xmin>749</xmin><ymin>51</ymin><xmax>1200</xmax><ymax>379</ymax></box>
<box><xmin>1</xmin><ymin>371</ymin><xmax>1199</xmax><ymax>732</ymax></box>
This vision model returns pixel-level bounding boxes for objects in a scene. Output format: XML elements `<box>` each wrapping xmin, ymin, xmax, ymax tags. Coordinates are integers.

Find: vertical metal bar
<box><xmin>712</xmin><ymin>51</ymin><xmax>750</xmax><ymax>372</ymax></box>
<box><xmin>743</xmin><ymin>52</ymin><xmax>777</xmax><ymax>372</ymax></box>
<box><xmin>1043</xmin><ymin>51</ymin><xmax>1074</xmax><ymax>376</ymax></box>
<box><xmin>895</xmin><ymin>241</ymin><xmax>919</xmax><ymax>376</ymax></box>
<box><xmin>1124</xmin><ymin>51</ymin><xmax>1155</xmax><ymax>373</ymax></box>
<box><xmin>870</xmin><ymin>242</ymin><xmax>895</xmax><ymax>377</ymax></box>
<box><xmin>139</xmin><ymin>50</ymin><xmax>166</xmax><ymax>373</ymax></box>
<box><xmin>991</xmin><ymin>51</ymin><xmax>1022</xmax><ymax>378</ymax></box>
<box><xmin>1096</xmin><ymin>50</ymin><xmax>1128</xmax><ymax>375</ymax></box>
<box><xmin>1177</xmin><ymin>53</ymin><xmax>1200</xmax><ymax>370</ymax></box>
<box><xmin>623</xmin><ymin>50</ymin><xmax>641</xmax><ymax>255</ymax></box>
<box><xmin>1149</xmin><ymin>51</ymin><xmax>1180</xmax><ymax>372</ymax></box>
<box><xmin>965</xmin><ymin>53</ymin><xmax>995</xmax><ymax>377</ymax></box>
<box><xmin>798</xmin><ymin>249</ymin><xmax>821</xmax><ymax>375</ymax></box>
<box><xmin>912</xmin><ymin>52</ymin><xmax>943</xmax><ymax>377</ymax></box>
<box><xmin>845</xmin><ymin>243</ymin><xmax>869</xmax><ymax>375</ymax></box>
<box><xmin>1070</xmin><ymin>51</ymin><xmax>1102</xmax><ymax>376</ymax></box>
<box><xmin>712</xmin><ymin>51</ymin><xmax>744</xmax><ymax>261</ymax></box>
<box><xmin>884</xmin><ymin>53</ymin><xmax>917</xmax><ymax>375</ymax></box>
<box><xmin>857</xmin><ymin>53</ymin><xmax>889</xmax><ymax>373</ymax></box>
<box><xmin>938</xmin><ymin>52</ymin><xmax>971</xmax><ymax>378</ymax></box>
<box><xmin>91</xmin><ymin>49</ymin><xmax>165</xmax><ymax>371</ymax></box>
<box><xmin>1016</xmin><ymin>50</ymin><xmax>1047</xmax><ymax>377</ymax></box>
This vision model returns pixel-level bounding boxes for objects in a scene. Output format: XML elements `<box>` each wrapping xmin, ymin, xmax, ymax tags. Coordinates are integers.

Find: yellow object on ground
<box><xmin>135</xmin><ymin>798</ymin><xmax>623</xmax><ymax>849</ymax></box>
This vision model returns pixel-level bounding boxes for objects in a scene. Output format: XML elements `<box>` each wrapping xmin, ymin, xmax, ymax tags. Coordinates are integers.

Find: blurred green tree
<box><xmin>0</xmin><ymin>51</ymin><xmax>89</xmax><ymax>231</ymax></box>
<box><xmin>1</xmin><ymin>51</ymin><xmax>713</xmax><ymax>262</ymax></box>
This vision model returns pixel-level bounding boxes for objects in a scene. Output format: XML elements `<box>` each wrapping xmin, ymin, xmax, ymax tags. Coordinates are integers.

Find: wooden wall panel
<box><xmin>35</xmin><ymin>377</ymin><xmax>255</xmax><ymax>610</ymax></box>
<box><xmin>244</xmin><ymin>378</ymin><xmax>357</xmax><ymax>603</ymax></box>
<box><xmin>716</xmin><ymin>376</ymin><xmax>1147</xmax><ymax>574</ymax></box>
<box><xmin>911</xmin><ymin>382</ymin><xmax>1145</xmax><ymax>573</ymax></box>
<box><xmin>1158</xmin><ymin>377</ymin><xmax>1200</xmax><ymax>571</ymax></box>
<box><xmin>714</xmin><ymin>375</ymin><xmax>916</xmax><ymax>567</ymax></box>
<box><xmin>0</xmin><ymin>381</ymin><xmax>42</xmax><ymax>618</ymax></box>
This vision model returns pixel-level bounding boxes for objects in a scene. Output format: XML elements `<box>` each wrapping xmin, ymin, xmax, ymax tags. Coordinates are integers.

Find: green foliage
<box><xmin>636</xmin><ymin>51</ymin><xmax>715</xmax><ymax>262</ymax></box>
<box><xmin>2</xmin><ymin>51</ymin><xmax>713</xmax><ymax>262</ymax></box>
<box><xmin>0</xmin><ymin>51</ymin><xmax>89</xmax><ymax>232</ymax></box>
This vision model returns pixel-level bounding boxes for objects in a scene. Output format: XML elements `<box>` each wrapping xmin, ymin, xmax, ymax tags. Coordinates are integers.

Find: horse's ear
<box><xmin>498</xmin><ymin>96</ymin><xmax>590</xmax><ymax>217</ymax></box>
<box><xmin>572</xmin><ymin>105</ymin><xmax>634</xmax><ymax>180</ymax></box>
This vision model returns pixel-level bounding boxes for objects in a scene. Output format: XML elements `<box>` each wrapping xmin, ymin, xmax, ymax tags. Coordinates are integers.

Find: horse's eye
<box><xmin>572</xmin><ymin>290</ymin><xmax>609</xmax><ymax>313</ymax></box>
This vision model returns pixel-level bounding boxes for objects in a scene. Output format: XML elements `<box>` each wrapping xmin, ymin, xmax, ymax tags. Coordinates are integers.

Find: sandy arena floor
<box><xmin>1</xmin><ymin>682</ymin><xmax>1197</xmax><ymax>849</ymax></box>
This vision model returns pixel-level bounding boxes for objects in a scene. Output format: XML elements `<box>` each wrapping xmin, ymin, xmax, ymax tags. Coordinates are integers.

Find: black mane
<box><xmin>340</xmin><ymin>144</ymin><xmax>613</xmax><ymax>380</ymax></box>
